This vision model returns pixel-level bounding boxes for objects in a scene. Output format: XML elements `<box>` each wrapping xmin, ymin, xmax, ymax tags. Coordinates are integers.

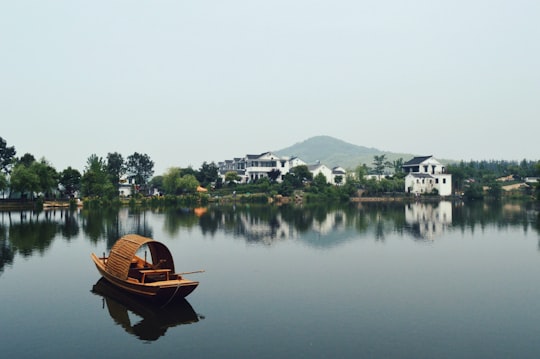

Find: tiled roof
<box><xmin>403</xmin><ymin>156</ymin><xmax>433</xmax><ymax>166</ymax></box>
<box><xmin>407</xmin><ymin>173</ymin><xmax>434</xmax><ymax>178</ymax></box>
<box><xmin>246</xmin><ymin>152</ymin><xmax>272</xmax><ymax>159</ymax></box>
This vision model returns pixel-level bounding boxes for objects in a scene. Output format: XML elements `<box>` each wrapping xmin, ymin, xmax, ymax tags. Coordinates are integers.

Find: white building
<box><xmin>403</xmin><ymin>156</ymin><xmax>452</xmax><ymax>196</ymax></box>
<box><xmin>308</xmin><ymin>163</ymin><xmax>347</xmax><ymax>185</ymax></box>
<box><xmin>308</xmin><ymin>163</ymin><xmax>333</xmax><ymax>182</ymax></box>
<box><xmin>219</xmin><ymin>152</ymin><xmax>307</xmax><ymax>183</ymax></box>
<box><xmin>118</xmin><ymin>177</ymin><xmax>137</xmax><ymax>197</ymax></box>
<box><xmin>218</xmin><ymin>152</ymin><xmax>346</xmax><ymax>185</ymax></box>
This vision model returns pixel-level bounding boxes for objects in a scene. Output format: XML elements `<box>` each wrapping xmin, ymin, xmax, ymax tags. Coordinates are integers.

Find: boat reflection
<box><xmin>91</xmin><ymin>278</ymin><xmax>202</xmax><ymax>341</ymax></box>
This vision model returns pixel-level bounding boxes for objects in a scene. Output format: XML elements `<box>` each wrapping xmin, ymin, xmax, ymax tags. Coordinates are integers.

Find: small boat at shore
<box><xmin>91</xmin><ymin>234</ymin><xmax>202</xmax><ymax>303</ymax></box>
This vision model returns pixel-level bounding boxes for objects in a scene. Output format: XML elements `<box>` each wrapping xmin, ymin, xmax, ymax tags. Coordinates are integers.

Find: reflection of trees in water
<box><xmin>358</xmin><ymin>203</ymin><xmax>407</xmax><ymax>242</ymax></box>
<box><xmin>452</xmin><ymin>201</ymin><xmax>538</xmax><ymax>235</ymax></box>
<box><xmin>228</xmin><ymin>206</ymin><xmax>284</xmax><ymax>244</ymax></box>
<box><xmin>82</xmin><ymin>209</ymin><xmax>114</xmax><ymax>243</ymax></box>
<box><xmin>280</xmin><ymin>206</ymin><xmax>314</xmax><ymax>233</ymax></box>
<box><xmin>193</xmin><ymin>203</ymin><xmax>409</xmax><ymax>246</ymax></box>
<box><xmin>0</xmin><ymin>223</ymin><xmax>14</xmax><ymax>275</ymax></box>
<box><xmin>163</xmin><ymin>208</ymin><xmax>199</xmax><ymax>237</ymax></box>
<box><xmin>58</xmin><ymin>210</ymin><xmax>80</xmax><ymax>240</ymax></box>
<box><xmin>0</xmin><ymin>202</ymin><xmax>538</xmax><ymax>267</ymax></box>
<box><xmin>8</xmin><ymin>214</ymin><xmax>58</xmax><ymax>257</ymax></box>
<box><xmin>125</xmin><ymin>208</ymin><xmax>153</xmax><ymax>243</ymax></box>
<box><xmin>0</xmin><ymin>209</ymin><xmax>83</xmax><ymax>274</ymax></box>
<box><xmin>81</xmin><ymin>208</ymin><xmax>153</xmax><ymax>248</ymax></box>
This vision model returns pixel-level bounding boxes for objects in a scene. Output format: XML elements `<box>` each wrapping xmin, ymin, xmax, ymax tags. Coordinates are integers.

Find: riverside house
<box><xmin>403</xmin><ymin>156</ymin><xmax>452</xmax><ymax>196</ymax></box>
<box><xmin>218</xmin><ymin>152</ymin><xmax>346</xmax><ymax>185</ymax></box>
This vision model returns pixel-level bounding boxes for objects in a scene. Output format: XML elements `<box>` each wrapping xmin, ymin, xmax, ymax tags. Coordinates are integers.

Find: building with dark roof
<box><xmin>403</xmin><ymin>156</ymin><xmax>452</xmax><ymax>196</ymax></box>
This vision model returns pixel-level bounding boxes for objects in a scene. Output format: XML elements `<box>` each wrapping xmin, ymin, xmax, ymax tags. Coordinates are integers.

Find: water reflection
<box><xmin>2</xmin><ymin>210</ymin><xmax>77</xmax><ymax>256</ymax></box>
<box><xmin>91</xmin><ymin>278</ymin><xmax>200</xmax><ymax>341</ymax></box>
<box><xmin>0</xmin><ymin>202</ymin><xmax>538</xmax><ymax>274</ymax></box>
<box><xmin>0</xmin><ymin>222</ymin><xmax>14</xmax><ymax>275</ymax></box>
<box><xmin>81</xmin><ymin>208</ymin><xmax>153</xmax><ymax>247</ymax></box>
<box><xmin>405</xmin><ymin>201</ymin><xmax>452</xmax><ymax>240</ymax></box>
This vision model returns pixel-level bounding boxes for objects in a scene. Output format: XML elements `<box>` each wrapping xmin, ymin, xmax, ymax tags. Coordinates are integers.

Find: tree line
<box><xmin>0</xmin><ymin>137</ymin><xmax>155</xmax><ymax>200</ymax></box>
<box><xmin>1</xmin><ymin>137</ymin><xmax>539</xmax><ymax>202</ymax></box>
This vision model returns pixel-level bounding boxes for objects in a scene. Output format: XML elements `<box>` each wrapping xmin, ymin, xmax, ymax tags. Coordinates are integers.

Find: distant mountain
<box><xmin>274</xmin><ymin>136</ymin><xmax>416</xmax><ymax>170</ymax></box>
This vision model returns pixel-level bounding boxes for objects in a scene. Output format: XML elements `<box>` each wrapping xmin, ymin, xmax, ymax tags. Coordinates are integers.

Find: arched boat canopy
<box><xmin>106</xmin><ymin>234</ymin><xmax>175</xmax><ymax>280</ymax></box>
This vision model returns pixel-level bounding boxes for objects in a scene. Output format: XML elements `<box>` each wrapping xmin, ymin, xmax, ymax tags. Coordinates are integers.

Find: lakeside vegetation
<box><xmin>1</xmin><ymin>136</ymin><xmax>539</xmax><ymax>209</ymax></box>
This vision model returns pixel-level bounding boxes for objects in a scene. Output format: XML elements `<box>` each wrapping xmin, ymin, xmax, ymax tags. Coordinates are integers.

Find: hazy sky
<box><xmin>2</xmin><ymin>0</ymin><xmax>539</xmax><ymax>175</ymax></box>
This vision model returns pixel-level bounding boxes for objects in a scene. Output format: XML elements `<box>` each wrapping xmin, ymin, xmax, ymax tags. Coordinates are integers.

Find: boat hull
<box><xmin>91</xmin><ymin>253</ymin><xmax>198</xmax><ymax>303</ymax></box>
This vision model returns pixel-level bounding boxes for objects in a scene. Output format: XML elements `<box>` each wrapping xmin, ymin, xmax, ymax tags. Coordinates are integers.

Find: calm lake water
<box><xmin>1</xmin><ymin>201</ymin><xmax>539</xmax><ymax>358</ymax></box>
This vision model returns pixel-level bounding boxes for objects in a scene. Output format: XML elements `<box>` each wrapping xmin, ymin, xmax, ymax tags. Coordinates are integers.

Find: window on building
<box><xmin>443</xmin><ymin>178</ymin><xmax>446</xmax><ymax>184</ymax></box>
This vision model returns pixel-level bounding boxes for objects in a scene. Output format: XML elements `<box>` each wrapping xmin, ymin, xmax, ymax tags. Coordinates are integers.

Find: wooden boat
<box><xmin>91</xmin><ymin>234</ymin><xmax>202</xmax><ymax>303</ymax></box>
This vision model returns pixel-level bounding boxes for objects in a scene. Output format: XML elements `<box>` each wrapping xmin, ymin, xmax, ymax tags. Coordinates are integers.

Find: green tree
<box><xmin>149</xmin><ymin>175</ymin><xmax>164</xmax><ymax>194</ymax></box>
<box><xmin>180</xmin><ymin>166</ymin><xmax>197</xmax><ymax>177</ymax></box>
<box><xmin>392</xmin><ymin>158</ymin><xmax>404</xmax><ymax>173</ymax></box>
<box><xmin>486</xmin><ymin>180</ymin><xmax>502</xmax><ymax>200</ymax></box>
<box><xmin>0</xmin><ymin>172</ymin><xmax>8</xmax><ymax>197</ymax></box>
<box><xmin>364</xmin><ymin>178</ymin><xmax>382</xmax><ymax>196</ymax></box>
<box><xmin>59</xmin><ymin>167</ymin><xmax>82</xmax><ymax>198</ymax></box>
<box><xmin>31</xmin><ymin>159</ymin><xmax>58</xmax><ymax>198</ymax></box>
<box><xmin>372</xmin><ymin>154</ymin><xmax>391</xmax><ymax>175</ymax></box>
<box><xmin>267</xmin><ymin>169</ymin><xmax>281</xmax><ymax>182</ymax></box>
<box><xmin>81</xmin><ymin>154</ymin><xmax>115</xmax><ymax>198</ymax></box>
<box><xmin>10</xmin><ymin>163</ymin><xmax>40</xmax><ymax>199</ymax></box>
<box><xmin>278</xmin><ymin>177</ymin><xmax>294</xmax><ymax>196</ymax></box>
<box><xmin>126</xmin><ymin>152</ymin><xmax>154</xmax><ymax>193</ymax></box>
<box><xmin>106</xmin><ymin>152</ymin><xmax>125</xmax><ymax>190</ymax></box>
<box><xmin>0</xmin><ymin>137</ymin><xmax>16</xmax><ymax>175</ymax></box>
<box><xmin>447</xmin><ymin>162</ymin><xmax>467</xmax><ymax>192</ymax></box>
<box><xmin>280</xmin><ymin>173</ymin><xmax>301</xmax><ymax>190</ymax></box>
<box><xmin>8</xmin><ymin>157</ymin><xmax>58</xmax><ymax>199</ymax></box>
<box><xmin>163</xmin><ymin>167</ymin><xmax>182</xmax><ymax>195</ymax></box>
<box><xmin>354</xmin><ymin>164</ymin><xmax>369</xmax><ymax>184</ymax></box>
<box><xmin>313</xmin><ymin>172</ymin><xmax>328</xmax><ymax>188</ymax></box>
<box><xmin>18</xmin><ymin>153</ymin><xmax>36</xmax><ymax>167</ymax></box>
<box><xmin>163</xmin><ymin>168</ymin><xmax>200</xmax><ymax>195</ymax></box>
<box><xmin>535</xmin><ymin>161</ymin><xmax>540</xmax><ymax>201</ymax></box>
<box><xmin>225</xmin><ymin>171</ymin><xmax>241</xmax><ymax>186</ymax></box>
<box><xmin>291</xmin><ymin>165</ymin><xmax>313</xmax><ymax>183</ymax></box>
<box><xmin>196</xmin><ymin>162</ymin><xmax>219</xmax><ymax>187</ymax></box>
<box><xmin>178</xmin><ymin>174</ymin><xmax>200</xmax><ymax>194</ymax></box>
<box><xmin>464</xmin><ymin>182</ymin><xmax>484</xmax><ymax>200</ymax></box>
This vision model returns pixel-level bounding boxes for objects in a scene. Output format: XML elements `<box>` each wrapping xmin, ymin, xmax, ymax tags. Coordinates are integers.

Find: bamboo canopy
<box><xmin>106</xmin><ymin>234</ymin><xmax>175</xmax><ymax>280</ymax></box>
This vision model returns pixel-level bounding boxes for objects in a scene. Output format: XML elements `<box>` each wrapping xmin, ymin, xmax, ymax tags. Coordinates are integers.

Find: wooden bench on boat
<box><xmin>140</xmin><ymin>269</ymin><xmax>171</xmax><ymax>282</ymax></box>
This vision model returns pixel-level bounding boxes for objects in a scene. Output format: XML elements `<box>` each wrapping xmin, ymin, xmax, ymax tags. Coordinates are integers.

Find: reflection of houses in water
<box><xmin>231</xmin><ymin>209</ymin><xmax>350</xmax><ymax>247</ymax></box>
<box><xmin>311</xmin><ymin>210</ymin><xmax>346</xmax><ymax>236</ymax></box>
<box><xmin>234</xmin><ymin>212</ymin><xmax>295</xmax><ymax>245</ymax></box>
<box><xmin>405</xmin><ymin>201</ymin><xmax>452</xmax><ymax>240</ymax></box>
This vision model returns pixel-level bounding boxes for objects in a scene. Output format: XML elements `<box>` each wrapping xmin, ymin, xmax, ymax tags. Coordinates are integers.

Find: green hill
<box><xmin>275</xmin><ymin>135</ymin><xmax>416</xmax><ymax>170</ymax></box>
